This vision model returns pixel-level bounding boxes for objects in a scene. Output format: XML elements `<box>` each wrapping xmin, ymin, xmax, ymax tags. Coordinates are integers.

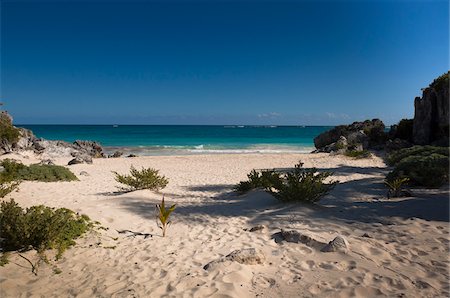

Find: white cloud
<box><xmin>258</xmin><ymin>112</ymin><xmax>281</xmax><ymax>118</ymax></box>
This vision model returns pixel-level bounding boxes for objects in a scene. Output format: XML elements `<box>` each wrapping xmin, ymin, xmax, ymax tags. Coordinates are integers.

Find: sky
<box><xmin>1</xmin><ymin>0</ymin><xmax>448</xmax><ymax>125</ymax></box>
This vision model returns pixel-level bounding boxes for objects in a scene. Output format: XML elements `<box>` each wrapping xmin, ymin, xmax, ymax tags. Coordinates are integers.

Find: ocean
<box><xmin>18</xmin><ymin>125</ymin><xmax>332</xmax><ymax>155</ymax></box>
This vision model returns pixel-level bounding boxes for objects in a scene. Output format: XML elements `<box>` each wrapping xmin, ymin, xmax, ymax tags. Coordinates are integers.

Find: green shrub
<box><xmin>0</xmin><ymin>113</ymin><xmax>20</xmax><ymax>144</ymax></box>
<box><xmin>384</xmin><ymin>177</ymin><xmax>410</xmax><ymax>198</ymax></box>
<box><xmin>394</xmin><ymin>119</ymin><xmax>414</xmax><ymax>142</ymax></box>
<box><xmin>0</xmin><ymin>179</ymin><xmax>20</xmax><ymax>198</ymax></box>
<box><xmin>234</xmin><ymin>169</ymin><xmax>281</xmax><ymax>193</ymax></box>
<box><xmin>386</xmin><ymin>153</ymin><xmax>449</xmax><ymax>188</ymax></box>
<box><xmin>430</xmin><ymin>71</ymin><xmax>449</xmax><ymax>92</ymax></box>
<box><xmin>0</xmin><ymin>160</ymin><xmax>78</xmax><ymax>182</ymax></box>
<box><xmin>113</xmin><ymin>166</ymin><xmax>168</xmax><ymax>192</ymax></box>
<box><xmin>344</xmin><ymin>150</ymin><xmax>371</xmax><ymax>159</ymax></box>
<box><xmin>0</xmin><ymin>199</ymin><xmax>93</xmax><ymax>267</ymax></box>
<box><xmin>387</xmin><ymin>146</ymin><xmax>449</xmax><ymax>166</ymax></box>
<box><xmin>235</xmin><ymin>161</ymin><xmax>337</xmax><ymax>203</ymax></box>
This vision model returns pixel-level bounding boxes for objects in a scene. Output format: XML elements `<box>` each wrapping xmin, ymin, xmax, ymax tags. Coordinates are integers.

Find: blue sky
<box><xmin>1</xmin><ymin>0</ymin><xmax>448</xmax><ymax>125</ymax></box>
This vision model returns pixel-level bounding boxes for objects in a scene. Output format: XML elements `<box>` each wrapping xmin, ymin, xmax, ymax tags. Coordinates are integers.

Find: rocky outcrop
<box><xmin>203</xmin><ymin>248</ymin><xmax>265</xmax><ymax>270</ymax></box>
<box><xmin>314</xmin><ymin>119</ymin><xmax>386</xmax><ymax>153</ymax></box>
<box><xmin>0</xmin><ymin>111</ymin><xmax>105</xmax><ymax>159</ymax></box>
<box><xmin>413</xmin><ymin>72</ymin><xmax>449</xmax><ymax>146</ymax></box>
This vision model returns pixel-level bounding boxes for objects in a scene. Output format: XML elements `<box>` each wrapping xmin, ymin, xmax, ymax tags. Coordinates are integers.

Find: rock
<box><xmin>73</xmin><ymin>140</ymin><xmax>104</xmax><ymax>158</ymax></box>
<box><xmin>281</xmin><ymin>230</ymin><xmax>315</xmax><ymax>245</ymax></box>
<box><xmin>225</xmin><ymin>248</ymin><xmax>265</xmax><ymax>265</ymax></box>
<box><xmin>68</xmin><ymin>154</ymin><xmax>92</xmax><ymax>165</ymax></box>
<box><xmin>203</xmin><ymin>248</ymin><xmax>265</xmax><ymax>270</ymax></box>
<box><xmin>127</xmin><ymin>154</ymin><xmax>138</xmax><ymax>158</ymax></box>
<box><xmin>79</xmin><ymin>171</ymin><xmax>90</xmax><ymax>176</ymax></box>
<box><xmin>361</xmin><ymin>233</ymin><xmax>372</xmax><ymax>238</ymax></box>
<box><xmin>321</xmin><ymin>236</ymin><xmax>349</xmax><ymax>253</ymax></box>
<box><xmin>15</xmin><ymin>128</ymin><xmax>36</xmax><ymax>150</ymax></box>
<box><xmin>109</xmin><ymin>151</ymin><xmax>123</xmax><ymax>158</ymax></box>
<box><xmin>347</xmin><ymin>131</ymin><xmax>369</xmax><ymax>150</ymax></box>
<box><xmin>39</xmin><ymin>159</ymin><xmax>55</xmax><ymax>165</ymax></box>
<box><xmin>249</xmin><ymin>225</ymin><xmax>265</xmax><ymax>232</ymax></box>
<box><xmin>314</xmin><ymin>119</ymin><xmax>386</xmax><ymax>152</ymax></box>
<box><xmin>413</xmin><ymin>72</ymin><xmax>449</xmax><ymax>146</ymax></box>
<box><xmin>0</xmin><ymin>166</ymin><xmax>4</xmax><ymax>173</ymax></box>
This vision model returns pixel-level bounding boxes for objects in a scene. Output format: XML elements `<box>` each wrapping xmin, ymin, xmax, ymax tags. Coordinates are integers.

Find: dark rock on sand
<box><xmin>321</xmin><ymin>235</ymin><xmax>349</xmax><ymax>253</ymax></box>
<box><xmin>109</xmin><ymin>151</ymin><xmax>123</xmax><ymax>158</ymax></box>
<box><xmin>68</xmin><ymin>154</ymin><xmax>93</xmax><ymax>165</ymax></box>
<box><xmin>203</xmin><ymin>248</ymin><xmax>265</xmax><ymax>270</ymax></box>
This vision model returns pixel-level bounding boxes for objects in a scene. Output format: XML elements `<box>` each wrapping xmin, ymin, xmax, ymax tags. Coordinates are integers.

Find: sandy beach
<box><xmin>0</xmin><ymin>152</ymin><xmax>448</xmax><ymax>297</ymax></box>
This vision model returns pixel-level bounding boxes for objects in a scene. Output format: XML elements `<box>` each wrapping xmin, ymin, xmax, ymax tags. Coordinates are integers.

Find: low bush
<box><xmin>384</xmin><ymin>177</ymin><xmax>410</xmax><ymax>198</ymax></box>
<box><xmin>0</xmin><ymin>179</ymin><xmax>20</xmax><ymax>198</ymax></box>
<box><xmin>394</xmin><ymin>119</ymin><xmax>414</xmax><ymax>142</ymax></box>
<box><xmin>235</xmin><ymin>161</ymin><xmax>337</xmax><ymax>203</ymax></box>
<box><xmin>386</xmin><ymin>154</ymin><xmax>449</xmax><ymax>188</ymax></box>
<box><xmin>234</xmin><ymin>169</ymin><xmax>281</xmax><ymax>193</ymax></box>
<box><xmin>0</xmin><ymin>199</ymin><xmax>93</xmax><ymax>273</ymax></box>
<box><xmin>0</xmin><ymin>160</ymin><xmax>78</xmax><ymax>182</ymax></box>
<box><xmin>344</xmin><ymin>150</ymin><xmax>371</xmax><ymax>159</ymax></box>
<box><xmin>386</xmin><ymin>146</ymin><xmax>449</xmax><ymax>166</ymax></box>
<box><xmin>113</xmin><ymin>166</ymin><xmax>168</xmax><ymax>192</ymax></box>
<box><xmin>0</xmin><ymin>113</ymin><xmax>20</xmax><ymax>144</ymax></box>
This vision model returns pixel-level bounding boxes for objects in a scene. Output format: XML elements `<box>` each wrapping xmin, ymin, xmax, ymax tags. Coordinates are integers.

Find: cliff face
<box><xmin>413</xmin><ymin>72</ymin><xmax>449</xmax><ymax>146</ymax></box>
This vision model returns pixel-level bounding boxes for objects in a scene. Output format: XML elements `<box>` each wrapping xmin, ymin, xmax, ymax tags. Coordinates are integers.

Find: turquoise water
<box><xmin>19</xmin><ymin>125</ymin><xmax>332</xmax><ymax>155</ymax></box>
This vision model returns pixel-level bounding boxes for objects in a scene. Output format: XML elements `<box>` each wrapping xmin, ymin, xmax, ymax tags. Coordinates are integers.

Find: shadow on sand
<box><xmin>117</xmin><ymin>164</ymin><xmax>449</xmax><ymax>227</ymax></box>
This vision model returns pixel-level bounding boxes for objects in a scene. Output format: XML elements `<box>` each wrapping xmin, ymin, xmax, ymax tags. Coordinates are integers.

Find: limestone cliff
<box><xmin>413</xmin><ymin>72</ymin><xmax>449</xmax><ymax>146</ymax></box>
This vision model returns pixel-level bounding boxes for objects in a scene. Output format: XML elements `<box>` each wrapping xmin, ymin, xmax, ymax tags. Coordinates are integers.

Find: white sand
<box><xmin>0</xmin><ymin>152</ymin><xmax>449</xmax><ymax>297</ymax></box>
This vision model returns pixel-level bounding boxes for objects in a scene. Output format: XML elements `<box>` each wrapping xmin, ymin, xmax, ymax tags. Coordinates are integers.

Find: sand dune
<box><xmin>0</xmin><ymin>153</ymin><xmax>448</xmax><ymax>297</ymax></box>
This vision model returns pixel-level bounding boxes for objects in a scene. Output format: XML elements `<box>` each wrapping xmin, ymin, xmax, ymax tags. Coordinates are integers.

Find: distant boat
<box><xmin>113</xmin><ymin>125</ymin><xmax>119</xmax><ymax>128</ymax></box>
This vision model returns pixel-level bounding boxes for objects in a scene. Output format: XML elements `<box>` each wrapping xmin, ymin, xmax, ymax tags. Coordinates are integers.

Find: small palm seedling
<box><xmin>384</xmin><ymin>177</ymin><xmax>410</xmax><ymax>198</ymax></box>
<box><xmin>156</xmin><ymin>196</ymin><xmax>176</xmax><ymax>237</ymax></box>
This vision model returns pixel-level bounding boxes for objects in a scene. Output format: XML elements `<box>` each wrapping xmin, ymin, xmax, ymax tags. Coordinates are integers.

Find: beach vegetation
<box><xmin>113</xmin><ymin>166</ymin><xmax>168</xmax><ymax>192</ymax></box>
<box><xmin>156</xmin><ymin>196</ymin><xmax>176</xmax><ymax>237</ymax></box>
<box><xmin>430</xmin><ymin>71</ymin><xmax>449</xmax><ymax>92</ymax></box>
<box><xmin>235</xmin><ymin>161</ymin><xmax>337</xmax><ymax>203</ymax></box>
<box><xmin>0</xmin><ymin>113</ymin><xmax>20</xmax><ymax>144</ymax></box>
<box><xmin>394</xmin><ymin>119</ymin><xmax>414</xmax><ymax>141</ymax></box>
<box><xmin>386</xmin><ymin>145</ymin><xmax>448</xmax><ymax>166</ymax></box>
<box><xmin>0</xmin><ymin>180</ymin><xmax>20</xmax><ymax>198</ymax></box>
<box><xmin>344</xmin><ymin>150</ymin><xmax>371</xmax><ymax>159</ymax></box>
<box><xmin>0</xmin><ymin>159</ymin><xmax>78</xmax><ymax>182</ymax></box>
<box><xmin>386</xmin><ymin>146</ymin><xmax>449</xmax><ymax>188</ymax></box>
<box><xmin>0</xmin><ymin>199</ymin><xmax>93</xmax><ymax>274</ymax></box>
<box><xmin>384</xmin><ymin>177</ymin><xmax>410</xmax><ymax>198</ymax></box>
<box><xmin>234</xmin><ymin>169</ymin><xmax>281</xmax><ymax>193</ymax></box>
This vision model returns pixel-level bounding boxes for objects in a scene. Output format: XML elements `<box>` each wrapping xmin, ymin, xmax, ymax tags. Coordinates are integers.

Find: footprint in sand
<box><xmin>252</xmin><ymin>274</ymin><xmax>276</xmax><ymax>288</ymax></box>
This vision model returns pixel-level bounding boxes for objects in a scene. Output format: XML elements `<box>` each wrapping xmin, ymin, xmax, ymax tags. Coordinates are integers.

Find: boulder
<box><xmin>203</xmin><ymin>248</ymin><xmax>265</xmax><ymax>270</ymax></box>
<box><xmin>321</xmin><ymin>236</ymin><xmax>349</xmax><ymax>253</ymax></box>
<box><xmin>314</xmin><ymin>119</ymin><xmax>386</xmax><ymax>152</ymax></box>
<box><xmin>73</xmin><ymin>140</ymin><xmax>104</xmax><ymax>158</ymax></box>
<box><xmin>14</xmin><ymin>128</ymin><xmax>36</xmax><ymax>150</ymax></box>
<box><xmin>68</xmin><ymin>154</ymin><xmax>93</xmax><ymax>165</ymax></box>
<box><xmin>109</xmin><ymin>151</ymin><xmax>123</xmax><ymax>158</ymax></box>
